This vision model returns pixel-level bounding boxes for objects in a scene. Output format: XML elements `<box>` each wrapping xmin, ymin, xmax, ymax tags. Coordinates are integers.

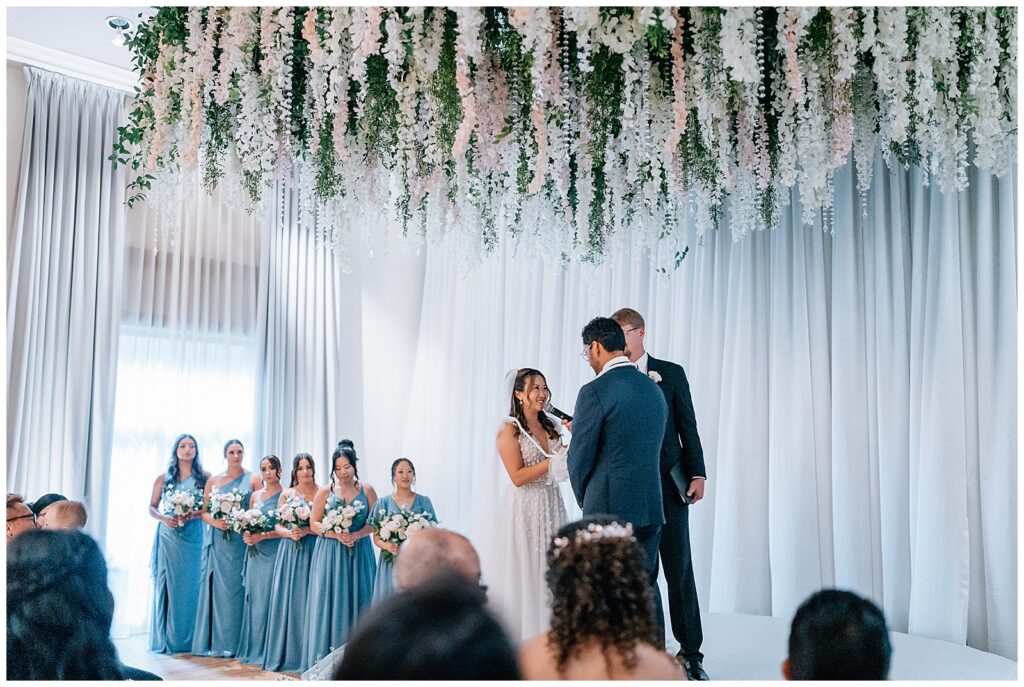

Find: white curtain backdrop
<box><xmin>104</xmin><ymin>180</ymin><xmax>262</xmax><ymax>636</ymax></box>
<box><xmin>399</xmin><ymin>150</ymin><xmax>1016</xmax><ymax>659</ymax></box>
<box><xmin>6</xmin><ymin>66</ymin><xmax>127</xmax><ymax>545</ymax></box>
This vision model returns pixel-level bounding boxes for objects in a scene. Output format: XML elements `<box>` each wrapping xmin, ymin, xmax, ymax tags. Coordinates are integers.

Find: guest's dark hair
<box><xmin>290</xmin><ymin>453</ymin><xmax>316</xmax><ymax>488</ymax></box>
<box><xmin>788</xmin><ymin>588</ymin><xmax>892</xmax><ymax>680</ymax></box>
<box><xmin>165</xmin><ymin>433</ymin><xmax>207</xmax><ymax>491</ymax></box>
<box><xmin>390</xmin><ymin>457</ymin><xmax>416</xmax><ymax>484</ymax></box>
<box><xmin>334</xmin><ymin>574</ymin><xmax>520</xmax><ymax>680</ymax></box>
<box><xmin>581</xmin><ymin>317</ymin><xmax>626</xmax><ymax>353</ymax></box>
<box><xmin>509</xmin><ymin>368</ymin><xmax>560</xmax><ymax>441</ymax></box>
<box><xmin>330</xmin><ymin>440</ymin><xmax>359</xmax><ymax>487</ymax></box>
<box><xmin>7</xmin><ymin>529</ymin><xmax>124</xmax><ymax>679</ymax></box>
<box><xmin>259</xmin><ymin>454</ymin><xmax>282</xmax><ymax>481</ymax></box>
<box><xmin>223</xmin><ymin>438</ymin><xmax>244</xmax><ymax>456</ymax></box>
<box><xmin>546</xmin><ymin>515</ymin><xmax>660</xmax><ymax>676</ymax></box>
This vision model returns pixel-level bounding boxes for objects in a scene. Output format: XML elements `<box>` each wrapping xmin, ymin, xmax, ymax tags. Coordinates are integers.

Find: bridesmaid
<box><xmin>148</xmin><ymin>434</ymin><xmax>208</xmax><ymax>654</ymax></box>
<box><xmin>371</xmin><ymin>458</ymin><xmax>437</xmax><ymax>603</ymax></box>
<box><xmin>262</xmin><ymin>453</ymin><xmax>318</xmax><ymax>673</ymax></box>
<box><xmin>303</xmin><ymin>440</ymin><xmax>378</xmax><ymax>669</ymax></box>
<box><xmin>192</xmin><ymin>438</ymin><xmax>260</xmax><ymax>657</ymax></box>
<box><xmin>235</xmin><ymin>455</ymin><xmax>285</xmax><ymax>664</ymax></box>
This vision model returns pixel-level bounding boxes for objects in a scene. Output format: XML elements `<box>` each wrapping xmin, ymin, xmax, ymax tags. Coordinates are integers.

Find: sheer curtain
<box><xmin>399</xmin><ymin>151</ymin><xmax>1016</xmax><ymax>659</ymax></box>
<box><xmin>6</xmin><ymin>66</ymin><xmax>126</xmax><ymax>545</ymax></box>
<box><xmin>105</xmin><ymin>181</ymin><xmax>262</xmax><ymax>636</ymax></box>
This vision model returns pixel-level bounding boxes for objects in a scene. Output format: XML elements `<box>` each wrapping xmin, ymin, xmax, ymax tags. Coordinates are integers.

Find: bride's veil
<box><xmin>473</xmin><ymin>368</ymin><xmax>520</xmax><ymax>632</ymax></box>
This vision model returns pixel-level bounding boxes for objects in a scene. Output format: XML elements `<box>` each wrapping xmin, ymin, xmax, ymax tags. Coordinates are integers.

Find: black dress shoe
<box><xmin>683</xmin><ymin>659</ymin><xmax>709</xmax><ymax>681</ymax></box>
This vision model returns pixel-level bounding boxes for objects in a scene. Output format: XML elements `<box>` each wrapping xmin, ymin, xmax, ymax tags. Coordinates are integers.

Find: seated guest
<box><xmin>783</xmin><ymin>588</ymin><xmax>892</xmax><ymax>680</ymax></box>
<box><xmin>7</xmin><ymin>528</ymin><xmax>160</xmax><ymax>680</ymax></box>
<box><xmin>302</xmin><ymin>528</ymin><xmax>484</xmax><ymax>680</ymax></box>
<box><xmin>28</xmin><ymin>492</ymin><xmax>67</xmax><ymax>526</ymax></box>
<box><xmin>6</xmin><ymin>494</ymin><xmax>37</xmax><ymax>543</ymax></box>
<box><xmin>40</xmin><ymin>500</ymin><xmax>87</xmax><ymax>530</ymax></box>
<box><xmin>519</xmin><ymin>516</ymin><xmax>683</xmax><ymax>680</ymax></box>
<box><xmin>393</xmin><ymin>527</ymin><xmax>482</xmax><ymax>591</ymax></box>
<box><xmin>334</xmin><ymin>574</ymin><xmax>520</xmax><ymax>680</ymax></box>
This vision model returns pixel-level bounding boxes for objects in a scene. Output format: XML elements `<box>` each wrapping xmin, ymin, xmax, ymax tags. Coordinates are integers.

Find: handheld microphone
<box><xmin>544</xmin><ymin>402</ymin><xmax>573</xmax><ymax>423</ymax></box>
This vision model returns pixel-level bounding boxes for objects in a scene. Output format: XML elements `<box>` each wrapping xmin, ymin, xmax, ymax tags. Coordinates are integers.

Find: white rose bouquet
<box><xmin>159</xmin><ymin>485</ymin><xmax>202</xmax><ymax>535</ymax></box>
<box><xmin>372</xmin><ymin>509</ymin><xmax>437</xmax><ymax>563</ymax></box>
<box><xmin>320</xmin><ymin>501</ymin><xmax>366</xmax><ymax>557</ymax></box>
<box><xmin>207</xmin><ymin>487</ymin><xmax>246</xmax><ymax>540</ymax></box>
<box><xmin>229</xmin><ymin>507</ymin><xmax>278</xmax><ymax>557</ymax></box>
<box><xmin>276</xmin><ymin>495</ymin><xmax>313</xmax><ymax>551</ymax></box>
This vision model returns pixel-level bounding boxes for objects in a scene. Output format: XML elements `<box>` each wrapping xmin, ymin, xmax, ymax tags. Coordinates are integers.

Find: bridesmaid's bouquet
<box><xmin>230</xmin><ymin>507</ymin><xmax>278</xmax><ymax>557</ymax></box>
<box><xmin>207</xmin><ymin>487</ymin><xmax>245</xmax><ymax>540</ymax></box>
<box><xmin>320</xmin><ymin>501</ymin><xmax>366</xmax><ymax>557</ymax></box>
<box><xmin>159</xmin><ymin>485</ymin><xmax>202</xmax><ymax>536</ymax></box>
<box><xmin>276</xmin><ymin>495</ymin><xmax>312</xmax><ymax>552</ymax></box>
<box><xmin>372</xmin><ymin>509</ymin><xmax>437</xmax><ymax>563</ymax></box>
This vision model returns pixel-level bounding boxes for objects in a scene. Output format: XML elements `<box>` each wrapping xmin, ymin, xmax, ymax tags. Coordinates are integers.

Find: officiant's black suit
<box><xmin>648</xmin><ymin>354</ymin><xmax>707</xmax><ymax>663</ymax></box>
<box><xmin>568</xmin><ymin>364</ymin><xmax>668</xmax><ymax>635</ymax></box>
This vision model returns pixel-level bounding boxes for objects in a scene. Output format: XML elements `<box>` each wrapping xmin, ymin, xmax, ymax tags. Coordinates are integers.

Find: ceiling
<box><xmin>7</xmin><ymin>6</ymin><xmax>155</xmax><ymax>88</ymax></box>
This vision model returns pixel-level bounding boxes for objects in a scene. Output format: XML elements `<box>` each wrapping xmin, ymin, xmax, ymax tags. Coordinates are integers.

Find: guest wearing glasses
<box><xmin>6</xmin><ymin>493</ymin><xmax>37</xmax><ymax>543</ymax></box>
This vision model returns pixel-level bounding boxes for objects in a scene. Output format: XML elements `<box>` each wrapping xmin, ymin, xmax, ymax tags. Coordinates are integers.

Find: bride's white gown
<box><xmin>493</xmin><ymin>419</ymin><xmax>568</xmax><ymax>642</ymax></box>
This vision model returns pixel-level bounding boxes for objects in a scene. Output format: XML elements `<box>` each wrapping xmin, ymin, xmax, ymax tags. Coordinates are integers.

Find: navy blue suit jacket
<box><xmin>567</xmin><ymin>364</ymin><xmax>667</xmax><ymax>529</ymax></box>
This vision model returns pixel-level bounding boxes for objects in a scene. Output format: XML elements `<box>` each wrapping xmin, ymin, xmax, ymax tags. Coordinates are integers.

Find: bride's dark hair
<box><xmin>509</xmin><ymin>368</ymin><xmax>560</xmax><ymax>441</ymax></box>
<box><xmin>545</xmin><ymin>515</ymin><xmax>660</xmax><ymax>676</ymax></box>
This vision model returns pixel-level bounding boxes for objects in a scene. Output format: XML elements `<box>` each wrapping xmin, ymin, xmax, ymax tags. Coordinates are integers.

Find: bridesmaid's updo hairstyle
<box><xmin>166</xmin><ymin>433</ymin><xmax>207</xmax><ymax>491</ymax></box>
<box><xmin>390</xmin><ymin>458</ymin><xmax>416</xmax><ymax>485</ymax></box>
<box><xmin>330</xmin><ymin>440</ymin><xmax>359</xmax><ymax>487</ymax></box>
<box><xmin>260</xmin><ymin>454</ymin><xmax>282</xmax><ymax>480</ymax></box>
<box><xmin>509</xmin><ymin>368</ymin><xmax>560</xmax><ymax>441</ymax></box>
<box><xmin>290</xmin><ymin>453</ymin><xmax>316</xmax><ymax>488</ymax></box>
<box><xmin>223</xmin><ymin>438</ymin><xmax>244</xmax><ymax>456</ymax></box>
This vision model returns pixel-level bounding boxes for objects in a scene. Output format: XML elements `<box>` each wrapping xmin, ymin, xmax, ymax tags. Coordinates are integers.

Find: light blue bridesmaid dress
<box><xmin>235</xmin><ymin>489</ymin><xmax>282</xmax><ymax>664</ymax></box>
<box><xmin>370</xmin><ymin>493</ymin><xmax>436</xmax><ymax>604</ymax></box>
<box><xmin>261</xmin><ymin>492</ymin><xmax>317</xmax><ymax>673</ymax></box>
<box><xmin>148</xmin><ymin>474</ymin><xmax>204</xmax><ymax>654</ymax></box>
<box><xmin>302</xmin><ymin>488</ymin><xmax>376</xmax><ymax>669</ymax></box>
<box><xmin>191</xmin><ymin>470</ymin><xmax>252</xmax><ymax>657</ymax></box>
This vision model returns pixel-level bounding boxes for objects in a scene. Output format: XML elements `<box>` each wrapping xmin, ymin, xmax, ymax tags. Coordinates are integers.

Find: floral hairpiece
<box><xmin>552</xmin><ymin>521</ymin><xmax>635</xmax><ymax>556</ymax></box>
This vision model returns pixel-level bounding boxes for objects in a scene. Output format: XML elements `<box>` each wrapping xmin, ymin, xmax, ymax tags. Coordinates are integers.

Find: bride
<box><xmin>494</xmin><ymin>368</ymin><xmax>568</xmax><ymax>641</ymax></box>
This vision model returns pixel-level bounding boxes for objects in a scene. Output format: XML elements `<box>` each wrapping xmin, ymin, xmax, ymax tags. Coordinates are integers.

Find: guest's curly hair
<box><xmin>545</xmin><ymin>515</ymin><xmax>660</xmax><ymax>677</ymax></box>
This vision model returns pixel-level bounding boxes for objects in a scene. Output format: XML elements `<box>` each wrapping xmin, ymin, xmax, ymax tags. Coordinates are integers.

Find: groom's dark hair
<box><xmin>582</xmin><ymin>317</ymin><xmax>626</xmax><ymax>353</ymax></box>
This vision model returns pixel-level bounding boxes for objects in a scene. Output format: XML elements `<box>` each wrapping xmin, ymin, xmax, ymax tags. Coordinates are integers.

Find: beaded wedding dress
<box><xmin>492</xmin><ymin>418</ymin><xmax>568</xmax><ymax>642</ymax></box>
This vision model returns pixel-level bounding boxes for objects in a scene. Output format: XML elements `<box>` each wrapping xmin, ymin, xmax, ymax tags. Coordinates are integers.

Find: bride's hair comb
<box><xmin>552</xmin><ymin>521</ymin><xmax>635</xmax><ymax>556</ymax></box>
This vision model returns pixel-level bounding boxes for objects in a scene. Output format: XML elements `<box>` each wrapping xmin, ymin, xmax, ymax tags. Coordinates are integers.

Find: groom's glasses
<box><xmin>579</xmin><ymin>344</ymin><xmax>591</xmax><ymax>360</ymax></box>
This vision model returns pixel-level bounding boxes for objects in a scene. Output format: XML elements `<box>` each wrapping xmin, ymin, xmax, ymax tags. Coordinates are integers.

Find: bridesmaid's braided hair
<box><xmin>165</xmin><ymin>433</ymin><xmax>207</xmax><ymax>491</ymax></box>
<box><xmin>509</xmin><ymin>369</ymin><xmax>560</xmax><ymax>441</ymax></box>
<box><xmin>545</xmin><ymin>515</ymin><xmax>661</xmax><ymax>677</ymax></box>
<box><xmin>330</xmin><ymin>440</ymin><xmax>359</xmax><ymax>489</ymax></box>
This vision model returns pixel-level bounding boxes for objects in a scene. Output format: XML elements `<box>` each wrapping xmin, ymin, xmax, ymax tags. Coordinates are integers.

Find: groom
<box><xmin>567</xmin><ymin>317</ymin><xmax>668</xmax><ymax>639</ymax></box>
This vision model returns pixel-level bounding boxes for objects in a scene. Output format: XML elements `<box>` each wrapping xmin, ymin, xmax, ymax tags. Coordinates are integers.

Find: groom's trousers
<box><xmin>633</xmin><ymin>523</ymin><xmax>665</xmax><ymax>645</ymax></box>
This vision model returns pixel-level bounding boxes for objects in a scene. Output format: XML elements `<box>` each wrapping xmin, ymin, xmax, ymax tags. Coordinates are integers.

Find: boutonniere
<box><xmin>647</xmin><ymin>371</ymin><xmax>662</xmax><ymax>383</ymax></box>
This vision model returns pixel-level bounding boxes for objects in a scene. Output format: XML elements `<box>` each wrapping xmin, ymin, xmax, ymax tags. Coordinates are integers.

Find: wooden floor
<box><xmin>113</xmin><ymin>634</ymin><xmax>300</xmax><ymax>681</ymax></box>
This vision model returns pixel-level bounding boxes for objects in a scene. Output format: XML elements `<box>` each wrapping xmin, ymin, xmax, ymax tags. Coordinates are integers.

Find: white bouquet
<box><xmin>373</xmin><ymin>508</ymin><xmax>437</xmax><ymax>563</ymax></box>
<box><xmin>320</xmin><ymin>501</ymin><xmax>366</xmax><ymax>557</ymax></box>
<box><xmin>276</xmin><ymin>495</ymin><xmax>313</xmax><ymax>551</ymax></box>
<box><xmin>207</xmin><ymin>487</ymin><xmax>246</xmax><ymax>540</ymax></box>
<box><xmin>159</xmin><ymin>485</ymin><xmax>202</xmax><ymax>535</ymax></box>
<box><xmin>229</xmin><ymin>507</ymin><xmax>277</xmax><ymax>557</ymax></box>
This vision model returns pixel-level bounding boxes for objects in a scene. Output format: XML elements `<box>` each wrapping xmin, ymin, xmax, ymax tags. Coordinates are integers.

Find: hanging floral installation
<box><xmin>111</xmin><ymin>7</ymin><xmax>1017</xmax><ymax>270</ymax></box>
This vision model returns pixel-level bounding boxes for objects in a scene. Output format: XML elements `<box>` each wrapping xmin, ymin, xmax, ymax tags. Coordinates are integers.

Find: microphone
<box><xmin>544</xmin><ymin>402</ymin><xmax>573</xmax><ymax>423</ymax></box>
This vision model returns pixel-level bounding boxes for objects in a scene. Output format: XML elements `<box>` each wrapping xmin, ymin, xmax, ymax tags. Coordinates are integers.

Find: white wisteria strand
<box><xmin>117</xmin><ymin>6</ymin><xmax>1018</xmax><ymax>270</ymax></box>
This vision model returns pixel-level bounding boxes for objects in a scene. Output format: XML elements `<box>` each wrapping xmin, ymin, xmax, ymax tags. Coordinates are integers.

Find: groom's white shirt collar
<box><xmin>597</xmin><ymin>355</ymin><xmax>635</xmax><ymax>377</ymax></box>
